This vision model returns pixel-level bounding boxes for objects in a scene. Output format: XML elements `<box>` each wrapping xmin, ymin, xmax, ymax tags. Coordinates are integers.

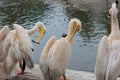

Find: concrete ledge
<box><xmin>1</xmin><ymin>64</ymin><xmax>120</xmax><ymax>80</ymax></box>
<box><xmin>17</xmin><ymin>64</ymin><xmax>96</xmax><ymax>80</ymax></box>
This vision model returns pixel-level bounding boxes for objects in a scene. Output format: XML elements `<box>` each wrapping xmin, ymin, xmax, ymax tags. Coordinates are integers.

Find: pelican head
<box><xmin>35</xmin><ymin>22</ymin><xmax>46</xmax><ymax>44</ymax></box>
<box><xmin>109</xmin><ymin>1</ymin><xmax>119</xmax><ymax>32</ymax></box>
<box><xmin>109</xmin><ymin>2</ymin><xmax>118</xmax><ymax>16</ymax></box>
<box><xmin>67</xmin><ymin>18</ymin><xmax>82</xmax><ymax>42</ymax></box>
<box><xmin>68</xmin><ymin>18</ymin><xmax>82</xmax><ymax>32</ymax></box>
<box><xmin>13</xmin><ymin>22</ymin><xmax>46</xmax><ymax>44</ymax></box>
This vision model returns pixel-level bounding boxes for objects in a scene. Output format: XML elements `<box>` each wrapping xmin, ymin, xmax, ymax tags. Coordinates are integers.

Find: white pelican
<box><xmin>0</xmin><ymin>22</ymin><xmax>46</xmax><ymax>79</ymax></box>
<box><xmin>95</xmin><ymin>1</ymin><xmax>120</xmax><ymax>80</ymax></box>
<box><xmin>39</xmin><ymin>18</ymin><xmax>82</xmax><ymax>80</ymax></box>
<box><xmin>18</xmin><ymin>22</ymin><xmax>46</xmax><ymax>74</ymax></box>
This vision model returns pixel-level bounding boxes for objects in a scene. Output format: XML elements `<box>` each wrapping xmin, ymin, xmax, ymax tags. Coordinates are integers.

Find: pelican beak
<box><xmin>77</xmin><ymin>25</ymin><xmax>81</xmax><ymax>32</ymax></box>
<box><xmin>115</xmin><ymin>0</ymin><xmax>119</xmax><ymax>6</ymax></box>
<box><xmin>36</xmin><ymin>26</ymin><xmax>46</xmax><ymax>44</ymax></box>
<box><xmin>77</xmin><ymin>22</ymin><xmax>82</xmax><ymax>32</ymax></box>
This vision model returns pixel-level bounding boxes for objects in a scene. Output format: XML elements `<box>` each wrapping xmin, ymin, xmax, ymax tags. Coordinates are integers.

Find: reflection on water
<box><xmin>0</xmin><ymin>0</ymin><xmax>119</xmax><ymax>72</ymax></box>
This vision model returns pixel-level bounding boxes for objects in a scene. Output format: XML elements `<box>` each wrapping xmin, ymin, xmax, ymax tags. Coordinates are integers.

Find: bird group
<box><xmin>0</xmin><ymin>0</ymin><xmax>119</xmax><ymax>80</ymax></box>
<box><xmin>0</xmin><ymin>16</ymin><xmax>81</xmax><ymax>80</ymax></box>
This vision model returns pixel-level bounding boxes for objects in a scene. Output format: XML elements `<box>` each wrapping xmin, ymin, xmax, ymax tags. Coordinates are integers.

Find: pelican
<box><xmin>95</xmin><ymin>1</ymin><xmax>120</xmax><ymax>80</ymax></box>
<box><xmin>39</xmin><ymin>18</ymin><xmax>82</xmax><ymax>80</ymax></box>
<box><xmin>0</xmin><ymin>22</ymin><xmax>46</xmax><ymax>79</ymax></box>
<box><xmin>18</xmin><ymin>22</ymin><xmax>46</xmax><ymax>74</ymax></box>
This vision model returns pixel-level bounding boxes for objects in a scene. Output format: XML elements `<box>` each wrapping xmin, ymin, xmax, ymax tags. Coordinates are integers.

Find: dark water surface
<box><xmin>0</xmin><ymin>0</ymin><xmax>120</xmax><ymax>72</ymax></box>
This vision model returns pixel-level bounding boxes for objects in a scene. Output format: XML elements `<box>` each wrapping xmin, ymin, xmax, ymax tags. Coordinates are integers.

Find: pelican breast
<box><xmin>48</xmin><ymin>38</ymin><xmax>71</xmax><ymax>73</ymax></box>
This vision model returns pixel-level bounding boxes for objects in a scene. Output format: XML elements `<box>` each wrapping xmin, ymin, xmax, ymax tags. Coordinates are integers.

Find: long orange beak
<box><xmin>36</xmin><ymin>26</ymin><xmax>46</xmax><ymax>44</ymax></box>
<box><xmin>77</xmin><ymin>24</ymin><xmax>81</xmax><ymax>32</ymax></box>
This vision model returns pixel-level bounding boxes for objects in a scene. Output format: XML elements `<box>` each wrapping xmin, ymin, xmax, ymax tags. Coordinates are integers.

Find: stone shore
<box><xmin>3</xmin><ymin>64</ymin><xmax>119</xmax><ymax>80</ymax></box>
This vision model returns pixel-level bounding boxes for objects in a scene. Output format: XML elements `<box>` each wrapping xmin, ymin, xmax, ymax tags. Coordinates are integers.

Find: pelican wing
<box><xmin>40</xmin><ymin>36</ymin><xmax>56</xmax><ymax>80</ymax></box>
<box><xmin>0</xmin><ymin>26</ymin><xmax>10</xmax><ymax>62</ymax></box>
<box><xmin>0</xmin><ymin>24</ymin><xmax>34</xmax><ymax>79</ymax></box>
<box><xmin>13</xmin><ymin>24</ymin><xmax>34</xmax><ymax>68</ymax></box>
<box><xmin>1</xmin><ymin>46</ymin><xmax>18</xmax><ymax>79</ymax></box>
<box><xmin>105</xmin><ymin>40</ymin><xmax>120</xmax><ymax>80</ymax></box>
<box><xmin>48</xmin><ymin>38</ymin><xmax>71</xmax><ymax>80</ymax></box>
<box><xmin>0</xmin><ymin>26</ymin><xmax>9</xmax><ymax>43</ymax></box>
<box><xmin>95</xmin><ymin>36</ymin><xmax>109</xmax><ymax>80</ymax></box>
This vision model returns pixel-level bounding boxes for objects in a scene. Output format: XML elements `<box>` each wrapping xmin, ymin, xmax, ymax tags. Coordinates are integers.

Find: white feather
<box><xmin>106</xmin><ymin>40</ymin><xmax>120</xmax><ymax>80</ymax></box>
<box><xmin>40</xmin><ymin>36</ymin><xmax>56</xmax><ymax>80</ymax></box>
<box><xmin>95</xmin><ymin>36</ymin><xmax>110</xmax><ymax>80</ymax></box>
<box><xmin>0</xmin><ymin>24</ymin><xmax>34</xmax><ymax>79</ymax></box>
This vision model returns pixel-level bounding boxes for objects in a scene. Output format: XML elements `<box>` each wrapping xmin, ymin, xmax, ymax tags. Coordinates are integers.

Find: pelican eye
<box><xmin>31</xmin><ymin>48</ymin><xmax>34</xmax><ymax>52</ymax></box>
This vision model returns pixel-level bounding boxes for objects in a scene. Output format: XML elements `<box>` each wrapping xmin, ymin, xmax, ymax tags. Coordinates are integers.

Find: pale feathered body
<box><xmin>0</xmin><ymin>22</ymin><xmax>46</xmax><ymax>79</ymax></box>
<box><xmin>40</xmin><ymin>18</ymin><xmax>82</xmax><ymax>80</ymax></box>
<box><xmin>105</xmin><ymin>40</ymin><xmax>120</xmax><ymax>80</ymax></box>
<box><xmin>95</xmin><ymin>36</ymin><xmax>109</xmax><ymax>80</ymax></box>
<box><xmin>95</xmin><ymin>1</ymin><xmax>120</xmax><ymax>80</ymax></box>
<box><xmin>0</xmin><ymin>25</ymin><xmax>34</xmax><ymax>79</ymax></box>
<box><xmin>40</xmin><ymin>36</ymin><xmax>71</xmax><ymax>80</ymax></box>
<box><xmin>0</xmin><ymin>26</ymin><xmax>10</xmax><ymax>62</ymax></box>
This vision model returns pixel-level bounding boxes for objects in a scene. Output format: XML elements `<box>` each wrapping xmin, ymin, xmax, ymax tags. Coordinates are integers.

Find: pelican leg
<box><xmin>20</xmin><ymin>59</ymin><xmax>26</xmax><ymax>73</ymax></box>
<box><xmin>17</xmin><ymin>59</ymin><xmax>26</xmax><ymax>74</ymax></box>
<box><xmin>60</xmin><ymin>75</ymin><xmax>66</xmax><ymax>80</ymax></box>
<box><xmin>62</xmin><ymin>74</ymin><xmax>66</xmax><ymax>80</ymax></box>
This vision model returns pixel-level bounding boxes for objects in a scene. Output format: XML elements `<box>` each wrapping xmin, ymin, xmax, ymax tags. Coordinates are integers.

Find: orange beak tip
<box><xmin>36</xmin><ymin>42</ymin><xmax>40</xmax><ymax>44</ymax></box>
